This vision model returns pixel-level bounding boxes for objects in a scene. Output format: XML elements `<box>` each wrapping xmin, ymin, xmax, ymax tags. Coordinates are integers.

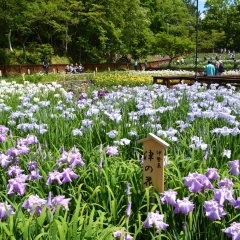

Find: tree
<box><xmin>198</xmin><ymin>30</ymin><xmax>225</xmax><ymax>53</ymax></box>
<box><xmin>140</xmin><ymin>0</ymin><xmax>196</xmax><ymax>37</ymax></box>
<box><xmin>151</xmin><ymin>32</ymin><xmax>195</xmax><ymax>66</ymax></box>
<box><xmin>202</xmin><ymin>0</ymin><xmax>240</xmax><ymax>51</ymax></box>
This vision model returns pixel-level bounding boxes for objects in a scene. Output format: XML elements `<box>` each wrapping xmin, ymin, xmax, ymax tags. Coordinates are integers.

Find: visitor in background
<box><xmin>234</xmin><ymin>60</ymin><xmax>238</xmax><ymax>71</ymax></box>
<box><xmin>76</xmin><ymin>63</ymin><xmax>84</xmax><ymax>73</ymax></box>
<box><xmin>180</xmin><ymin>58</ymin><xmax>184</xmax><ymax>64</ymax></box>
<box><xmin>79</xmin><ymin>64</ymin><xmax>84</xmax><ymax>72</ymax></box>
<box><xmin>215</xmin><ymin>56</ymin><xmax>224</xmax><ymax>76</ymax></box>
<box><xmin>65</xmin><ymin>64</ymin><xmax>70</xmax><ymax>73</ymax></box>
<box><xmin>195</xmin><ymin>57</ymin><xmax>199</xmax><ymax>65</ymax></box>
<box><xmin>75</xmin><ymin>63</ymin><xmax>80</xmax><ymax>73</ymax></box>
<box><xmin>134</xmin><ymin>60</ymin><xmax>138</xmax><ymax>71</ymax></box>
<box><xmin>70</xmin><ymin>64</ymin><xmax>74</xmax><ymax>73</ymax></box>
<box><xmin>144</xmin><ymin>60</ymin><xmax>148</xmax><ymax>70</ymax></box>
<box><xmin>43</xmin><ymin>57</ymin><xmax>49</xmax><ymax>75</ymax></box>
<box><xmin>205</xmin><ymin>60</ymin><xmax>215</xmax><ymax>76</ymax></box>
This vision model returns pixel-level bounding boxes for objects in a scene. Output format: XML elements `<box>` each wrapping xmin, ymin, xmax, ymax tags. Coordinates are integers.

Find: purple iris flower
<box><xmin>57</xmin><ymin>146</ymin><xmax>69</xmax><ymax>165</ymax></box>
<box><xmin>68</xmin><ymin>152</ymin><xmax>85</xmax><ymax>168</ymax></box>
<box><xmin>97</xmin><ymin>89</ymin><xmax>109</xmax><ymax>99</ymax></box>
<box><xmin>126</xmin><ymin>201</ymin><xmax>132</xmax><ymax>217</ymax></box>
<box><xmin>126</xmin><ymin>183</ymin><xmax>131</xmax><ymax>196</ymax></box>
<box><xmin>52</xmin><ymin>195</ymin><xmax>71</xmax><ymax>210</ymax></box>
<box><xmin>213</xmin><ymin>187</ymin><xmax>235</xmax><ymax>205</ymax></box>
<box><xmin>161</xmin><ymin>189</ymin><xmax>177</xmax><ymax>206</ymax></box>
<box><xmin>106</xmin><ymin>146</ymin><xmax>118</xmax><ymax>156</ymax></box>
<box><xmin>0</xmin><ymin>134</ymin><xmax>6</xmax><ymax>143</ymax></box>
<box><xmin>205</xmin><ymin>168</ymin><xmax>220</xmax><ymax>180</ymax></box>
<box><xmin>0</xmin><ymin>125</ymin><xmax>9</xmax><ymax>135</ymax></box>
<box><xmin>47</xmin><ymin>192</ymin><xmax>53</xmax><ymax>208</ymax></box>
<box><xmin>174</xmin><ymin>197</ymin><xmax>194</xmax><ymax>215</ymax></box>
<box><xmin>28</xmin><ymin>170</ymin><xmax>43</xmax><ymax>180</ymax></box>
<box><xmin>183</xmin><ymin>172</ymin><xmax>213</xmax><ymax>193</ymax></box>
<box><xmin>46</xmin><ymin>170</ymin><xmax>63</xmax><ymax>185</ymax></box>
<box><xmin>0</xmin><ymin>153</ymin><xmax>12</xmax><ymax>168</ymax></box>
<box><xmin>222</xmin><ymin>222</ymin><xmax>240</xmax><ymax>239</ymax></box>
<box><xmin>61</xmin><ymin>168</ymin><xmax>78</xmax><ymax>184</ymax></box>
<box><xmin>27</xmin><ymin>161</ymin><xmax>38</xmax><ymax>171</ymax></box>
<box><xmin>113</xmin><ymin>231</ymin><xmax>133</xmax><ymax>240</ymax></box>
<box><xmin>217</xmin><ymin>178</ymin><xmax>234</xmax><ymax>188</ymax></box>
<box><xmin>98</xmin><ymin>157</ymin><xmax>103</xmax><ymax>169</ymax></box>
<box><xmin>107</xmin><ymin>130</ymin><xmax>118</xmax><ymax>139</ymax></box>
<box><xmin>6</xmin><ymin>148</ymin><xmax>21</xmax><ymax>158</ymax></box>
<box><xmin>7</xmin><ymin>165</ymin><xmax>24</xmax><ymax>177</ymax></box>
<box><xmin>70</xmin><ymin>146</ymin><xmax>79</xmax><ymax>154</ymax></box>
<box><xmin>143</xmin><ymin>211</ymin><xmax>169</xmax><ymax>231</ymax></box>
<box><xmin>0</xmin><ymin>202</ymin><xmax>15</xmax><ymax>219</ymax></box>
<box><xmin>231</xmin><ymin>197</ymin><xmax>240</xmax><ymax>209</ymax></box>
<box><xmin>78</xmin><ymin>94</ymin><xmax>87</xmax><ymax>101</ymax></box>
<box><xmin>22</xmin><ymin>195</ymin><xmax>46</xmax><ymax>215</ymax></box>
<box><xmin>228</xmin><ymin>159</ymin><xmax>240</xmax><ymax>176</ymax></box>
<box><xmin>204</xmin><ymin>200</ymin><xmax>226</xmax><ymax>220</ymax></box>
<box><xmin>99</xmin><ymin>144</ymin><xmax>103</xmax><ymax>154</ymax></box>
<box><xmin>204</xmin><ymin>150</ymin><xmax>209</xmax><ymax>160</ymax></box>
<box><xmin>7</xmin><ymin>176</ymin><xmax>27</xmax><ymax>196</ymax></box>
<box><xmin>23</xmin><ymin>134</ymin><xmax>39</xmax><ymax>145</ymax></box>
<box><xmin>17</xmin><ymin>145</ymin><xmax>30</xmax><ymax>155</ymax></box>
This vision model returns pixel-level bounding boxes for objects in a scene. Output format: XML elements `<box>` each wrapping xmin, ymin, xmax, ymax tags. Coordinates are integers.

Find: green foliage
<box><xmin>151</xmin><ymin>32</ymin><xmax>195</xmax><ymax>66</ymax></box>
<box><xmin>1</xmin><ymin>0</ymin><xmax>240</xmax><ymax>64</ymax></box>
<box><xmin>1</xmin><ymin>80</ymin><xmax>240</xmax><ymax>239</ymax></box>
<box><xmin>38</xmin><ymin>44</ymin><xmax>54</xmax><ymax>62</ymax></box>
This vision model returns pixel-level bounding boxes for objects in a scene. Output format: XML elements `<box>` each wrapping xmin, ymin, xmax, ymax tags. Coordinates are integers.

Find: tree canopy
<box><xmin>0</xmin><ymin>0</ymin><xmax>239</xmax><ymax>64</ymax></box>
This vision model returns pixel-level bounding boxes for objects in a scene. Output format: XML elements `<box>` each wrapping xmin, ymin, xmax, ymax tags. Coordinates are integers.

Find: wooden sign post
<box><xmin>81</xmin><ymin>83</ymin><xmax>86</xmax><ymax>93</ymax></box>
<box><xmin>137</xmin><ymin>133</ymin><xmax>169</xmax><ymax>193</ymax></box>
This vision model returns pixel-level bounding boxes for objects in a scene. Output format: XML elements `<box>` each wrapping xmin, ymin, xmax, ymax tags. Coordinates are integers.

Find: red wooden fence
<box><xmin>0</xmin><ymin>59</ymin><xmax>170</xmax><ymax>75</ymax></box>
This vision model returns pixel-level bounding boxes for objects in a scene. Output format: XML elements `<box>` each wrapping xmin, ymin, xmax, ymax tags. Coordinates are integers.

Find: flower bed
<box><xmin>0</xmin><ymin>79</ymin><xmax>240</xmax><ymax>239</ymax></box>
<box><xmin>93</xmin><ymin>70</ymin><xmax>240</xmax><ymax>87</ymax></box>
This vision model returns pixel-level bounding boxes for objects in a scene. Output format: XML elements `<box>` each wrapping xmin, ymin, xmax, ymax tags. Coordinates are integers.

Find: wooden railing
<box><xmin>152</xmin><ymin>75</ymin><xmax>240</xmax><ymax>88</ymax></box>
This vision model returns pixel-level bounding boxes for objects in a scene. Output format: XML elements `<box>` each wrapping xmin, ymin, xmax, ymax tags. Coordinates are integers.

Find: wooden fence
<box><xmin>0</xmin><ymin>58</ymin><xmax>170</xmax><ymax>75</ymax></box>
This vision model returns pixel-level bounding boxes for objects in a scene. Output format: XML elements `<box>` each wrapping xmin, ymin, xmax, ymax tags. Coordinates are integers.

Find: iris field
<box><xmin>0</xmin><ymin>71</ymin><xmax>240</xmax><ymax>239</ymax></box>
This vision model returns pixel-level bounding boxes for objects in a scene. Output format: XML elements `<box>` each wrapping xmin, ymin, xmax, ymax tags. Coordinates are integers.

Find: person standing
<box><xmin>134</xmin><ymin>60</ymin><xmax>138</xmax><ymax>71</ymax></box>
<box><xmin>234</xmin><ymin>60</ymin><xmax>238</xmax><ymax>71</ymax></box>
<box><xmin>43</xmin><ymin>57</ymin><xmax>49</xmax><ymax>75</ymax></box>
<box><xmin>205</xmin><ymin>61</ymin><xmax>215</xmax><ymax>76</ymax></box>
<box><xmin>215</xmin><ymin>56</ymin><xmax>224</xmax><ymax>76</ymax></box>
<box><xmin>144</xmin><ymin>60</ymin><xmax>148</xmax><ymax>70</ymax></box>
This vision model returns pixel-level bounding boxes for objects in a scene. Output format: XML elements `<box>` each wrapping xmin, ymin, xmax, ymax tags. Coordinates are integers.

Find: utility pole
<box><xmin>195</xmin><ymin>0</ymin><xmax>199</xmax><ymax>82</ymax></box>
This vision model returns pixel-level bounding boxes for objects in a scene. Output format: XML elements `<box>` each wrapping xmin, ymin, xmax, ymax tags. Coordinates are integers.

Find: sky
<box><xmin>198</xmin><ymin>0</ymin><xmax>206</xmax><ymax>13</ymax></box>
